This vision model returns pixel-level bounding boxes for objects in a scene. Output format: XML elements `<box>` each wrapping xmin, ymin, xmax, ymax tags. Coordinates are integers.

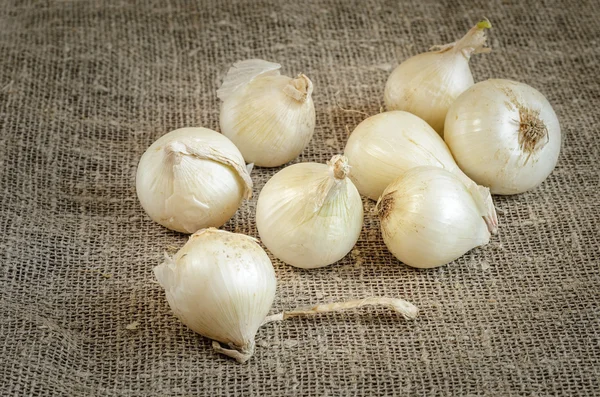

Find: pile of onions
<box><xmin>133</xmin><ymin>20</ymin><xmax>561</xmax><ymax>363</ymax></box>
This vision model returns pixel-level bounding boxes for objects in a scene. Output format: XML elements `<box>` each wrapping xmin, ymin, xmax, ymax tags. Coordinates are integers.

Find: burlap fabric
<box><xmin>1</xmin><ymin>0</ymin><xmax>598</xmax><ymax>395</ymax></box>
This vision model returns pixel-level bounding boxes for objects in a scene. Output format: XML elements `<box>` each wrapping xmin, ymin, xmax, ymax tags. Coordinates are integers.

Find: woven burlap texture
<box><xmin>1</xmin><ymin>0</ymin><xmax>598</xmax><ymax>395</ymax></box>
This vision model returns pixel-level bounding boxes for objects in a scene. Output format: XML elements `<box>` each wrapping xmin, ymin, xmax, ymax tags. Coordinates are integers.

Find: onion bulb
<box><xmin>136</xmin><ymin>127</ymin><xmax>252</xmax><ymax>233</ymax></box>
<box><xmin>377</xmin><ymin>166</ymin><xmax>491</xmax><ymax>268</ymax></box>
<box><xmin>256</xmin><ymin>155</ymin><xmax>363</xmax><ymax>268</ymax></box>
<box><xmin>444</xmin><ymin>79</ymin><xmax>561</xmax><ymax>194</ymax></box>
<box><xmin>384</xmin><ymin>20</ymin><xmax>492</xmax><ymax>136</ymax></box>
<box><xmin>344</xmin><ymin>111</ymin><xmax>497</xmax><ymax>233</ymax></box>
<box><xmin>218</xmin><ymin>59</ymin><xmax>316</xmax><ymax>167</ymax></box>
<box><xmin>154</xmin><ymin>228</ymin><xmax>276</xmax><ymax>362</ymax></box>
<box><xmin>155</xmin><ymin>228</ymin><xmax>419</xmax><ymax>363</ymax></box>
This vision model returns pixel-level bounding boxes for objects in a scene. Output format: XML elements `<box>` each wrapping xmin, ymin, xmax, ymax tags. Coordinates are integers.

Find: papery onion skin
<box><xmin>378</xmin><ymin>166</ymin><xmax>490</xmax><ymax>269</ymax></box>
<box><xmin>384</xmin><ymin>20</ymin><xmax>491</xmax><ymax>136</ymax></box>
<box><xmin>154</xmin><ymin>228</ymin><xmax>276</xmax><ymax>361</ymax></box>
<box><xmin>444</xmin><ymin>79</ymin><xmax>561</xmax><ymax>195</ymax></box>
<box><xmin>136</xmin><ymin>127</ymin><xmax>252</xmax><ymax>233</ymax></box>
<box><xmin>256</xmin><ymin>155</ymin><xmax>363</xmax><ymax>269</ymax></box>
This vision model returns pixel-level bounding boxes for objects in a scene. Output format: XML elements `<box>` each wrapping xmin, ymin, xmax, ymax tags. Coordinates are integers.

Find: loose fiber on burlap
<box><xmin>0</xmin><ymin>0</ymin><xmax>598</xmax><ymax>395</ymax></box>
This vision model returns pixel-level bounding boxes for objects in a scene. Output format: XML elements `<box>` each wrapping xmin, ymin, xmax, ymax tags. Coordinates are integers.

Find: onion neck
<box><xmin>431</xmin><ymin>19</ymin><xmax>492</xmax><ymax>60</ymax></box>
<box><xmin>164</xmin><ymin>141</ymin><xmax>187</xmax><ymax>165</ymax></box>
<box><xmin>283</xmin><ymin>73</ymin><xmax>313</xmax><ymax>102</ymax></box>
<box><xmin>311</xmin><ymin>155</ymin><xmax>350</xmax><ymax>210</ymax></box>
<box><xmin>163</xmin><ymin>140</ymin><xmax>253</xmax><ymax>199</ymax></box>
<box><xmin>328</xmin><ymin>154</ymin><xmax>350</xmax><ymax>180</ymax></box>
<box><xmin>212</xmin><ymin>340</ymin><xmax>255</xmax><ymax>364</ymax></box>
<box><xmin>453</xmin><ymin>168</ymin><xmax>498</xmax><ymax>235</ymax></box>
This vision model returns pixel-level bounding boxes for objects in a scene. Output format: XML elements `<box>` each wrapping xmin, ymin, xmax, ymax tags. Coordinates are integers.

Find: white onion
<box><xmin>384</xmin><ymin>20</ymin><xmax>492</xmax><ymax>135</ymax></box>
<box><xmin>154</xmin><ymin>228</ymin><xmax>276</xmax><ymax>363</ymax></box>
<box><xmin>256</xmin><ymin>155</ymin><xmax>363</xmax><ymax>268</ymax></box>
<box><xmin>444</xmin><ymin>79</ymin><xmax>561</xmax><ymax>194</ymax></box>
<box><xmin>136</xmin><ymin>127</ymin><xmax>252</xmax><ymax>233</ymax></box>
<box><xmin>378</xmin><ymin>166</ymin><xmax>491</xmax><ymax>268</ymax></box>
<box><xmin>218</xmin><ymin>59</ymin><xmax>316</xmax><ymax>167</ymax></box>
